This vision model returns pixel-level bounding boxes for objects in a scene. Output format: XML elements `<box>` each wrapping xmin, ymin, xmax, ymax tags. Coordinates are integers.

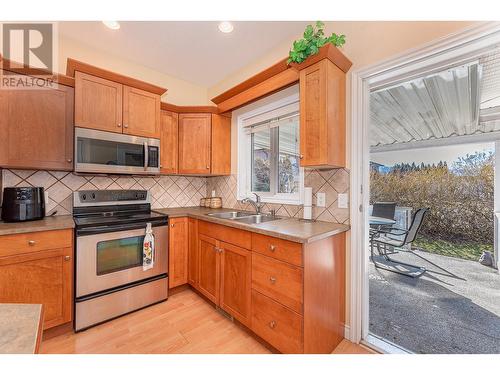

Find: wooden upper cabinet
<box><xmin>299</xmin><ymin>58</ymin><xmax>346</xmax><ymax>168</ymax></box>
<box><xmin>168</xmin><ymin>217</ymin><xmax>189</xmax><ymax>289</ymax></box>
<box><xmin>210</xmin><ymin>114</ymin><xmax>231</xmax><ymax>175</ymax></box>
<box><xmin>0</xmin><ymin>73</ymin><xmax>74</xmax><ymax>171</ymax></box>
<box><xmin>123</xmin><ymin>86</ymin><xmax>160</xmax><ymax>138</ymax></box>
<box><xmin>178</xmin><ymin>113</ymin><xmax>212</xmax><ymax>174</ymax></box>
<box><xmin>75</xmin><ymin>71</ymin><xmax>123</xmax><ymax>133</ymax></box>
<box><xmin>160</xmin><ymin>110</ymin><xmax>179</xmax><ymax>174</ymax></box>
<box><xmin>219</xmin><ymin>242</ymin><xmax>251</xmax><ymax>326</ymax></box>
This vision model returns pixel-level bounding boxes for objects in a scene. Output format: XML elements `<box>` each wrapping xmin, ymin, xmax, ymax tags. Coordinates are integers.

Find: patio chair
<box><xmin>371</xmin><ymin>202</ymin><xmax>396</xmax><ymax>225</ymax></box>
<box><xmin>370</xmin><ymin>208</ymin><xmax>429</xmax><ymax>278</ymax></box>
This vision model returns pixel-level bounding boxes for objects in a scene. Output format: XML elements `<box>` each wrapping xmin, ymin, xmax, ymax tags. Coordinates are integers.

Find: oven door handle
<box><xmin>76</xmin><ymin>220</ymin><xmax>167</xmax><ymax>236</ymax></box>
<box><xmin>144</xmin><ymin>141</ymin><xmax>149</xmax><ymax>171</ymax></box>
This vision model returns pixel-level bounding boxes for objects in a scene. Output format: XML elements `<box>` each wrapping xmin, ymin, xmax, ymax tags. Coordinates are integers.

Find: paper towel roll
<box><xmin>304</xmin><ymin>187</ymin><xmax>312</xmax><ymax>206</ymax></box>
<box><xmin>303</xmin><ymin>206</ymin><xmax>312</xmax><ymax>220</ymax></box>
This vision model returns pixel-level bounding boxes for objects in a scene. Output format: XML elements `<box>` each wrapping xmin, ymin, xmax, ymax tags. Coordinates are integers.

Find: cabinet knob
<box><xmin>269</xmin><ymin>276</ymin><xmax>276</xmax><ymax>284</ymax></box>
<box><xmin>28</xmin><ymin>240</ymin><xmax>36</xmax><ymax>246</ymax></box>
<box><xmin>64</xmin><ymin>255</ymin><xmax>71</xmax><ymax>261</ymax></box>
<box><xmin>299</xmin><ymin>154</ymin><xmax>304</xmax><ymax>159</ymax></box>
<box><xmin>269</xmin><ymin>244</ymin><xmax>276</xmax><ymax>252</ymax></box>
<box><xmin>171</xmin><ymin>223</ymin><xmax>175</xmax><ymax>228</ymax></box>
<box><xmin>117</xmin><ymin>123</ymin><xmax>122</xmax><ymax>128</ymax></box>
<box><xmin>67</xmin><ymin>159</ymin><xmax>72</xmax><ymax>163</ymax></box>
<box><xmin>124</xmin><ymin>124</ymin><xmax>129</xmax><ymax>128</ymax></box>
<box><xmin>206</xmin><ymin>166</ymin><xmax>210</xmax><ymax>169</ymax></box>
<box><xmin>269</xmin><ymin>320</ymin><xmax>277</xmax><ymax>329</ymax></box>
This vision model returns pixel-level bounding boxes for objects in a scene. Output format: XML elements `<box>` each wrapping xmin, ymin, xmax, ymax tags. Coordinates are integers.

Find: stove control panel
<box><xmin>74</xmin><ymin>190</ymin><xmax>150</xmax><ymax>206</ymax></box>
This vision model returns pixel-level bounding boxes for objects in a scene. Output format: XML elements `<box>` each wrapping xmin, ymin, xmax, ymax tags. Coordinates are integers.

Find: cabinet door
<box><xmin>0</xmin><ymin>75</ymin><xmax>74</xmax><ymax>171</ymax></box>
<box><xmin>123</xmin><ymin>86</ymin><xmax>161</xmax><ymax>138</ymax></box>
<box><xmin>299</xmin><ymin>59</ymin><xmax>345</xmax><ymax>168</ymax></box>
<box><xmin>75</xmin><ymin>71</ymin><xmax>123</xmax><ymax>133</ymax></box>
<box><xmin>198</xmin><ymin>234</ymin><xmax>220</xmax><ymax>304</ymax></box>
<box><xmin>160</xmin><ymin>110</ymin><xmax>178</xmax><ymax>174</ymax></box>
<box><xmin>219</xmin><ymin>242</ymin><xmax>251</xmax><ymax>326</ymax></box>
<box><xmin>210</xmin><ymin>114</ymin><xmax>231</xmax><ymax>175</ymax></box>
<box><xmin>178</xmin><ymin>113</ymin><xmax>211</xmax><ymax>174</ymax></box>
<box><xmin>168</xmin><ymin>217</ymin><xmax>189</xmax><ymax>288</ymax></box>
<box><xmin>0</xmin><ymin>247</ymin><xmax>73</xmax><ymax>330</ymax></box>
<box><xmin>187</xmin><ymin>218</ymin><xmax>199</xmax><ymax>288</ymax></box>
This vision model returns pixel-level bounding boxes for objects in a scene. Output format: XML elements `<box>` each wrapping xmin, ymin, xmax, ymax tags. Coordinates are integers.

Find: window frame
<box><xmin>237</xmin><ymin>92</ymin><xmax>304</xmax><ymax>205</ymax></box>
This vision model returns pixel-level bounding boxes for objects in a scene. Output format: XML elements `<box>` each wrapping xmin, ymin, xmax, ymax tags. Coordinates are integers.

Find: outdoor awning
<box><xmin>370</xmin><ymin>50</ymin><xmax>500</xmax><ymax>153</ymax></box>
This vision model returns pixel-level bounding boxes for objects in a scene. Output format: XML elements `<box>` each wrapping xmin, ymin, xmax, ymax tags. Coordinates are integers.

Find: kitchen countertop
<box><xmin>155</xmin><ymin>207</ymin><xmax>350</xmax><ymax>243</ymax></box>
<box><xmin>0</xmin><ymin>304</ymin><xmax>43</xmax><ymax>354</ymax></box>
<box><xmin>0</xmin><ymin>215</ymin><xmax>75</xmax><ymax>236</ymax></box>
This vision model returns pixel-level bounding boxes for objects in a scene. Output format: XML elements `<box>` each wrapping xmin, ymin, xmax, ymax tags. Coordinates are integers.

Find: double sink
<box><xmin>206</xmin><ymin>211</ymin><xmax>280</xmax><ymax>225</ymax></box>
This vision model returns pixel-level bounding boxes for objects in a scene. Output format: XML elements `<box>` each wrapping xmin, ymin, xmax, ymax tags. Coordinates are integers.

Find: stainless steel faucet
<box><xmin>242</xmin><ymin>193</ymin><xmax>263</xmax><ymax>214</ymax></box>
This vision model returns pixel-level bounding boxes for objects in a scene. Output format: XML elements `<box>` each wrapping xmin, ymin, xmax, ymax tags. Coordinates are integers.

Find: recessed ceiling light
<box><xmin>102</xmin><ymin>21</ymin><xmax>120</xmax><ymax>30</ymax></box>
<box><xmin>218</xmin><ymin>21</ymin><xmax>233</xmax><ymax>33</ymax></box>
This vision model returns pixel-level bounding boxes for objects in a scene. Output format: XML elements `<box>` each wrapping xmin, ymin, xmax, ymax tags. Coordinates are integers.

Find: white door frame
<box><xmin>349</xmin><ymin>21</ymin><xmax>500</xmax><ymax>346</ymax></box>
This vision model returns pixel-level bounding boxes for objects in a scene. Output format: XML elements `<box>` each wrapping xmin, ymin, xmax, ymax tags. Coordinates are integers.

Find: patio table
<box><xmin>369</xmin><ymin>216</ymin><xmax>396</xmax><ymax>226</ymax></box>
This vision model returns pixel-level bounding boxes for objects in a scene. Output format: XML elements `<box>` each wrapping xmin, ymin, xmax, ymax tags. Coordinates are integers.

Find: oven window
<box><xmin>96</xmin><ymin>236</ymin><xmax>144</xmax><ymax>275</ymax></box>
<box><xmin>77</xmin><ymin>137</ymin><xmax>144</xmax><ymax>167</ymax></box>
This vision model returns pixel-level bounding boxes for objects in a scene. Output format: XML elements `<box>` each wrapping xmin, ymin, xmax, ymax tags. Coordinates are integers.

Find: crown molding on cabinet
<box><xmin>66</xmin><ymin>58</ymin><xmax>167</xmax><ymax>96</ymax></box>
<box><xmin>0</xmin><ymin>55</ymin><xmax>75</xmax><ymax>87</ymax></box>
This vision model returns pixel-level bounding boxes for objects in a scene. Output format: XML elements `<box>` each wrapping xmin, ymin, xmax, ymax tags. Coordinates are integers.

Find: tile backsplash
<box><xmin>1</xmin><ymin>169</ymin><xmax>208</xmax><ymax>216</ymax></box>
<box><xmin>1</xmin><ymin>168</ymin><xmax>349</xmax><ymax>224</ymax></box>
<box><xmin>207</xmin><ymin>169</ymin><xmax>350</xmax><ymax>224</ymax></box>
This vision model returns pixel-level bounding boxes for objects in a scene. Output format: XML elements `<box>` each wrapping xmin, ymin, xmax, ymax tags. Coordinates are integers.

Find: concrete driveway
<box><xmin>369</xmin><ymin>249</ymin><xmax>500</xmax><ymax>354</ymax></box>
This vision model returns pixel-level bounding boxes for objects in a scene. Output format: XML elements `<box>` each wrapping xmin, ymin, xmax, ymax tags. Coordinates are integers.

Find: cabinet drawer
<box><xmin>198</xmin><ymin>220</ymin><xmax>251</xmax><ymax>249</ymax></box>
<box><xmin>252</xmin><ymin>253</ymin><xmax>303</xmax><ymax>313</ymax></box>
<box><xmin>0</xmin><ymin>229</ymin><xmax>73</xmax><ymax>257</ymax></box>
<box><xmin>251</xmin><ymin>289</ymin><xmax>303</xmax><ymax>353</ymax></box>
<box><xmin>251</xmin><ymin>233</ymin><xmax>303</xmax><ymax>266</ymax></box>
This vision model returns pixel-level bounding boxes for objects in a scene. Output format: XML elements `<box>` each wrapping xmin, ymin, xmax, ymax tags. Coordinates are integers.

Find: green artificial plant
<box><xmin>287</xmin><ymin>21</ymin><xmax>346</xmax><ymax>65</ymax></box>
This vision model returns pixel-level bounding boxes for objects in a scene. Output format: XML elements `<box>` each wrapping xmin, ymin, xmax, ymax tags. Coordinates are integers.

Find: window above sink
<box><xmin>236</xmin><ymin>85</ymin><xmax>304</xmax><ymax>205</ymax></box>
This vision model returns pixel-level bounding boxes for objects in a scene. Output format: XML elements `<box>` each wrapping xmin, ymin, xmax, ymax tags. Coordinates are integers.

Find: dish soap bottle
<box><xmin>143</xmin><ymin>223</ymin><xmax>155</xmax><ymax>271</ymax></box>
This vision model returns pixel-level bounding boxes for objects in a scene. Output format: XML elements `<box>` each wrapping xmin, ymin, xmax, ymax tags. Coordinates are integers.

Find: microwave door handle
<box><xmin>144</xmin><ymin>142</ymin><xmax>149</xmax><ymax>171</ymax></box>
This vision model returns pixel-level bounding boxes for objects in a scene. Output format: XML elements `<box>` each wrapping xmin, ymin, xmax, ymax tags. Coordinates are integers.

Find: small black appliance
<box><xmin>1</xmin><ymin>187</ymin><xmax>45</xmax><ymax>222</ymax></box>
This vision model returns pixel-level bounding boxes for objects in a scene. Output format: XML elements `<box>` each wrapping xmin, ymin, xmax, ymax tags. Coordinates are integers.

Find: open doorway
<box><xmin>349</xmin><ymin>25</ymin><xmax>500</xmax><ymax>354</ymax></box>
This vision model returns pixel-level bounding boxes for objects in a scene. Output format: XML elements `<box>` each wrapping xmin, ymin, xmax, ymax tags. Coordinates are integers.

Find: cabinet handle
<box><xmin>269</xmin><ymin>276</ymin><xmax>276</xmax><ymax>284</ymax></box>
<box><xmin>269</xmin><ymin>244</ymin><xmax>276</xmax><ymax>252</ymax></box>
<box><xmin>64</xmin><ymin>255</ymin><xmax>71</xmax><ymax>261</ymax></box>
<box><xmin>117</xmin><ymin>123</ymin><xmax>122</xmax><ymax>128</ymax></box>
<box><xmin>269</xmin><ymin>320</ymin><xmax>277</xmax><ymax>329</ymax></box>
<box><xmin>28</xmin><ymin>240</ymin><xmax>36</xmax><ymax>246</ymax></box>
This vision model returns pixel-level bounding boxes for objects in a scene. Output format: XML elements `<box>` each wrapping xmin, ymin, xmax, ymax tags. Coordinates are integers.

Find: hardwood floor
<box><xmin>41</xmin><ymin>288</ymin><xmax>371</xmax><ymax>354</ymax></box>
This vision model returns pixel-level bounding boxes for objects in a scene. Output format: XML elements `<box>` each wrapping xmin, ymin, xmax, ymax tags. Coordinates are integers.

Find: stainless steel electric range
<box><xmin>73</xmin><ymin>190</ymin><xmax>168</xmax><ymax>331</ymax></box>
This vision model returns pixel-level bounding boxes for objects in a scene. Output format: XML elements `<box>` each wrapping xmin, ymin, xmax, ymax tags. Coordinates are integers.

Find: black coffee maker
<box><xmin>1</xmin><ymin>187</ymin><xmax>45</xmax><ymax>222</ymax></box>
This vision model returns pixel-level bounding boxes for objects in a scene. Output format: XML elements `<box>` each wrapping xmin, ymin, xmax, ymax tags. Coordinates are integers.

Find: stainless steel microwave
<box><xmin>74</xmin><ymin>127</ymin><xmax>160</xmax><ymax>175</ymax></box>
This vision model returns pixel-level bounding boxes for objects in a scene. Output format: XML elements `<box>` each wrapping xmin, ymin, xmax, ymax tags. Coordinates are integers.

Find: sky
<box><xmin>370</xmin><ymin>142</ymin><xmax>495</xmax><ymax>167</ymax></box>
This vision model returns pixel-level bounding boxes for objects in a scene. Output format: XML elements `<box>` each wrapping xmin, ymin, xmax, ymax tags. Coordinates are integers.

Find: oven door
<box><xmin>74</xmin><ymin>127</ymin><xmax>160</xmax><ymax>175</ymax></box>
<box><xmin>76</xmin><ymin>223</ymin><xmax>168</xmax><ymax>298</ymax></box>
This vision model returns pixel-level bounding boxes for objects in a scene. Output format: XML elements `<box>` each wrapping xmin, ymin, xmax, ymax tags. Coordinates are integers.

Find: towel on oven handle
<box><xmin>143</xmin><ymin>222</ymin><xmax>155</xmax><ymax>271</ymax></box>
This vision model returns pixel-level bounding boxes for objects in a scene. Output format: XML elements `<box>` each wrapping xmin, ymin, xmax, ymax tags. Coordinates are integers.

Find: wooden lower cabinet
<box><xmin>187</xmin><ymin>218</ymin><xmax>199</xmax><ymax>287</ymax></box>
<box><xmin>0</xmin><ymin>229</ymin><xmax>73</xmax><ymax>330</ymax></box>
<box><xmin>251</xmin><ymin>289</ymin><xmax>303</xmax><ymax>354</ymax></box>
<box><xmin>219</xmin><ymin>242</ymin><xmax>251</xmax><ymax>326</ymax></box>
<box><xmin>183</xmin><ymin>219</ymin><xmax>346</xmax><ymax>353</ymax></box>
<box><xmin>168</xmin><ymin>217</ymin><xmax>189</xmax><ymax>288</ymax></box>
<box><xmin>197</xmin><ymin>234</ymin><xmax>220</xmax><ymax>303</ymax></box>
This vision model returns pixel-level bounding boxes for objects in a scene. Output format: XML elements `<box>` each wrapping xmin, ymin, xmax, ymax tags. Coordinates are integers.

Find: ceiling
<box><xmin>370</xmin><ymin>49</ymin><xmax>500</xmax><ymax>151</ymax></box>
<box><xmin>59</xmin><ymin>21</ymin><xmax>308</xmax><ymax>88</ymax></box>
